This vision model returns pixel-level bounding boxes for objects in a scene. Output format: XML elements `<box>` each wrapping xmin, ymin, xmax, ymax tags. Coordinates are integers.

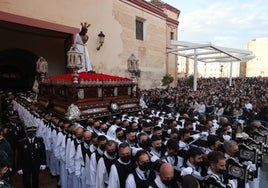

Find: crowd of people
<box><xmin>141</xmin><ymin>77</ymin><xmax>267</xmax><ymax>123</ymax></box>
<box><xmin>0</xmin><ymin>76</ymin><xmax>267</xmax><ymax>188</ymax></box>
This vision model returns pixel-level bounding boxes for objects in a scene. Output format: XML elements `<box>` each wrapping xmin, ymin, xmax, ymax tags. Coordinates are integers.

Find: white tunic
<box><xmin>125</xmin><ymin>168</ymin><xmax>148</xmax><ymax>188</ymax></box>
<box><xmin>96</xmin><ymin>152</ymin><xmax>116</xmax><ymax>188</ymax></box>
<box><xmin>74</xmin><ymin>33</ymin><xmax>92</xmax><ymax>72</ymax></box>
<box><xmin>107</xmin><ymin>159</ymin><xmax>131</xmax><ymax>188</ymax></box>
<box><xmin>89</xmin><ymin>148</ymin><xmax>104</xmax><ymax>188</ymax></box>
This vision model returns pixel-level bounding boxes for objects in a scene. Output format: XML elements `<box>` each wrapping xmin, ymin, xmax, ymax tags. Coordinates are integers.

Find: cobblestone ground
<box><xmin>11</xmin><ymin>169</ymin><xmax>57</xmax><ymax>188</ymax></box>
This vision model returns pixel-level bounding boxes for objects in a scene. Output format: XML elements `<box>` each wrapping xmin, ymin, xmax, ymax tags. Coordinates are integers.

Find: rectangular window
<box><xmin>136</xmin><ymin>19</ymin><xmax>144</xmax><ymax>40</ymax></box>
<box><xmin>170</xmin><ymin>32</ymin><xmax>174</xmax><ymax>40</ymax></box>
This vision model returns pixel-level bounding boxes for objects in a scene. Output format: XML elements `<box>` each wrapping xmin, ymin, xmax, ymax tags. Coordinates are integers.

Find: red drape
<box><xmin>47</xmin><ymin>72</ymin><xmax>130</xmax><ymax>82</ymax></box>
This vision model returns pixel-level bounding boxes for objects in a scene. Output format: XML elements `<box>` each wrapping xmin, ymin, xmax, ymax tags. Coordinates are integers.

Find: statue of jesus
<box><xmin>74</xmin><ymin>22</ymin><xmax>92</xmax><ymax>72</ymax></box>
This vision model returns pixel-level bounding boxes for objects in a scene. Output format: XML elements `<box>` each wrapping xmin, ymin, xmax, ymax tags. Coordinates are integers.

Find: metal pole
<box><xmin>229</xmin><ymin>62</ymin><xmax>233</xmax><ymax>86</ymax></box>
<box><xmin>193</xmin><ymin>49</ymin><xmax>198</xmax><ymax>91</ymax></box>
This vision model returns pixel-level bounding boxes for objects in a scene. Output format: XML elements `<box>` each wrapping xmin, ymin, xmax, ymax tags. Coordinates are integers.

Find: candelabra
<box><xmin>67</xmin><ymin>45</ymin><xmax>83</xmax><ymax>84</ymax></box>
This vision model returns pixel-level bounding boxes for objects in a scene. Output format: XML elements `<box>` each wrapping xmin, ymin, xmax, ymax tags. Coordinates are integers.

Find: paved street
<box><xmin>11</xmin><ymin>169</ymin><xmax>57</xmax><ymax>188</ymax></box>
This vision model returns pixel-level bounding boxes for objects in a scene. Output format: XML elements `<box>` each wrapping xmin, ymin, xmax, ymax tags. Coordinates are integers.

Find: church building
<box><xmin>0</xmin><ymin>0</ymin><xmax>180</xmax><ymax>90</ymax></box>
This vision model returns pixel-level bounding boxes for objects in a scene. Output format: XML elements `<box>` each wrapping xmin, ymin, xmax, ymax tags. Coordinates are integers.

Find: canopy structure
<box><xmin>168</xmin><ymin>40</ymin><xmax>255</xmax><ymax>90</ymax></box>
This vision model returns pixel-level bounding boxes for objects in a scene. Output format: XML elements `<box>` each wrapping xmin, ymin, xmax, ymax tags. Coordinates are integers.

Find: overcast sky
<box><xmin>163</xmin><ymin>0</ymin><xmax>268</xmax><ymax>49</ymax></box>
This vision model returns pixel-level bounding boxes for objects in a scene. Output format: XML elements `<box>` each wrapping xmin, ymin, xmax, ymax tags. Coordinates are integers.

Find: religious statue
<box><xmin>74</xmin><ymin>22</ymin><xmax>92</xmax><ymax>72</ymax></box>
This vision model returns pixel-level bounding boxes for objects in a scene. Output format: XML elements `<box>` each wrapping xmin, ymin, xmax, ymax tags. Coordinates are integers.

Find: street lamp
<box><xmin>96</xmin><ymin>31</ymin><xmax>105</xmax><ymax>51</ymax></box>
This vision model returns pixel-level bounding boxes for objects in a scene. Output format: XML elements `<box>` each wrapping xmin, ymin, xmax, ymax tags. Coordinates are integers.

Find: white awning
<box><xmin>168</xmin><ymin>40</ymin><xmax>254</xmax><ymax>63</ymax></box>
<box><xmin>167</xmin><ymin>40</ymin><xmax>255</xmax><ymax>90</ymax></box>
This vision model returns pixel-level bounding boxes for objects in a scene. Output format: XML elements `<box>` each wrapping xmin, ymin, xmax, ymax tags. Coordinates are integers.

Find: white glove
<box><xmin>40</xmin><ymin>165</ymin><xmax>46</xmax><ymax>170</ymax></box>
<box><xmin>181</xmin><ymin>167</ymin><xmax>193</xmax><ymax>176</ymax></box>
<box><xmin>243</xmin><ymin>161</ymin><xmax>256</xmax><ymax>171</ymax></box>
<box><xmin>241</xmin><ymin>132</ymin><xmax>249</xmax><ymax>140</ymax></box>
<box><xmin>191</xmin><ymin>133</ymin><xmax>200</xmax><ymax>140</ymax></box>
<box><xmin>242</xmin><ymin>160</ymin><xmax>251</xmax><ymax>166</ymax></box>
<box><xmin>17</xmin><ymin>169</ymin><xmax>23</xmax><ymax>175</ymax></box>
<box><xmin>201</xmin><ymin>132</ymin><xmax>209</xmax><ymax>137</ymax></box>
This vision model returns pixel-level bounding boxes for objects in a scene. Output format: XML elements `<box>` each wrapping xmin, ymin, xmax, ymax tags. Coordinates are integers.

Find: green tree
<box><xmin>187</xmin><ymin>74</ymin><xmax>194</xmax><ymax>87</ymax></box>
<box><xmin>161</xmin><ymin>74</ymin><xmax>174</xmax><ymax>88</ymax></box>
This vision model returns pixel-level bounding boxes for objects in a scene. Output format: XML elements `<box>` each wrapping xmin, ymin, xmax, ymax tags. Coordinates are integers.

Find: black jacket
<box><xmin>17</xmin><ymin>137</ymin><xmax>46</xmax><ymax>170</ymax></box>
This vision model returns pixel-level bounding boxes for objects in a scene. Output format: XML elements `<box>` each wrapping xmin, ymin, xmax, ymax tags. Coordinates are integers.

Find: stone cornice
<box><xmin>121</xmin><ymin>0</ymin><xmax>179</xmax><ymax>26</ymax></box>
<box><xmin>167</xmin><ymin>17</ymin><xmax>179</xmax><ymax>26</ymax></box>
<box><xmin>157</xmin><ymin>3</ymin><xmax>180</xmax><ymax>16</ymax></box>
<box><xmin>121</xmin><ymin>0</ymin><xmax>167</xmax><ymax>19</ymax></box>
